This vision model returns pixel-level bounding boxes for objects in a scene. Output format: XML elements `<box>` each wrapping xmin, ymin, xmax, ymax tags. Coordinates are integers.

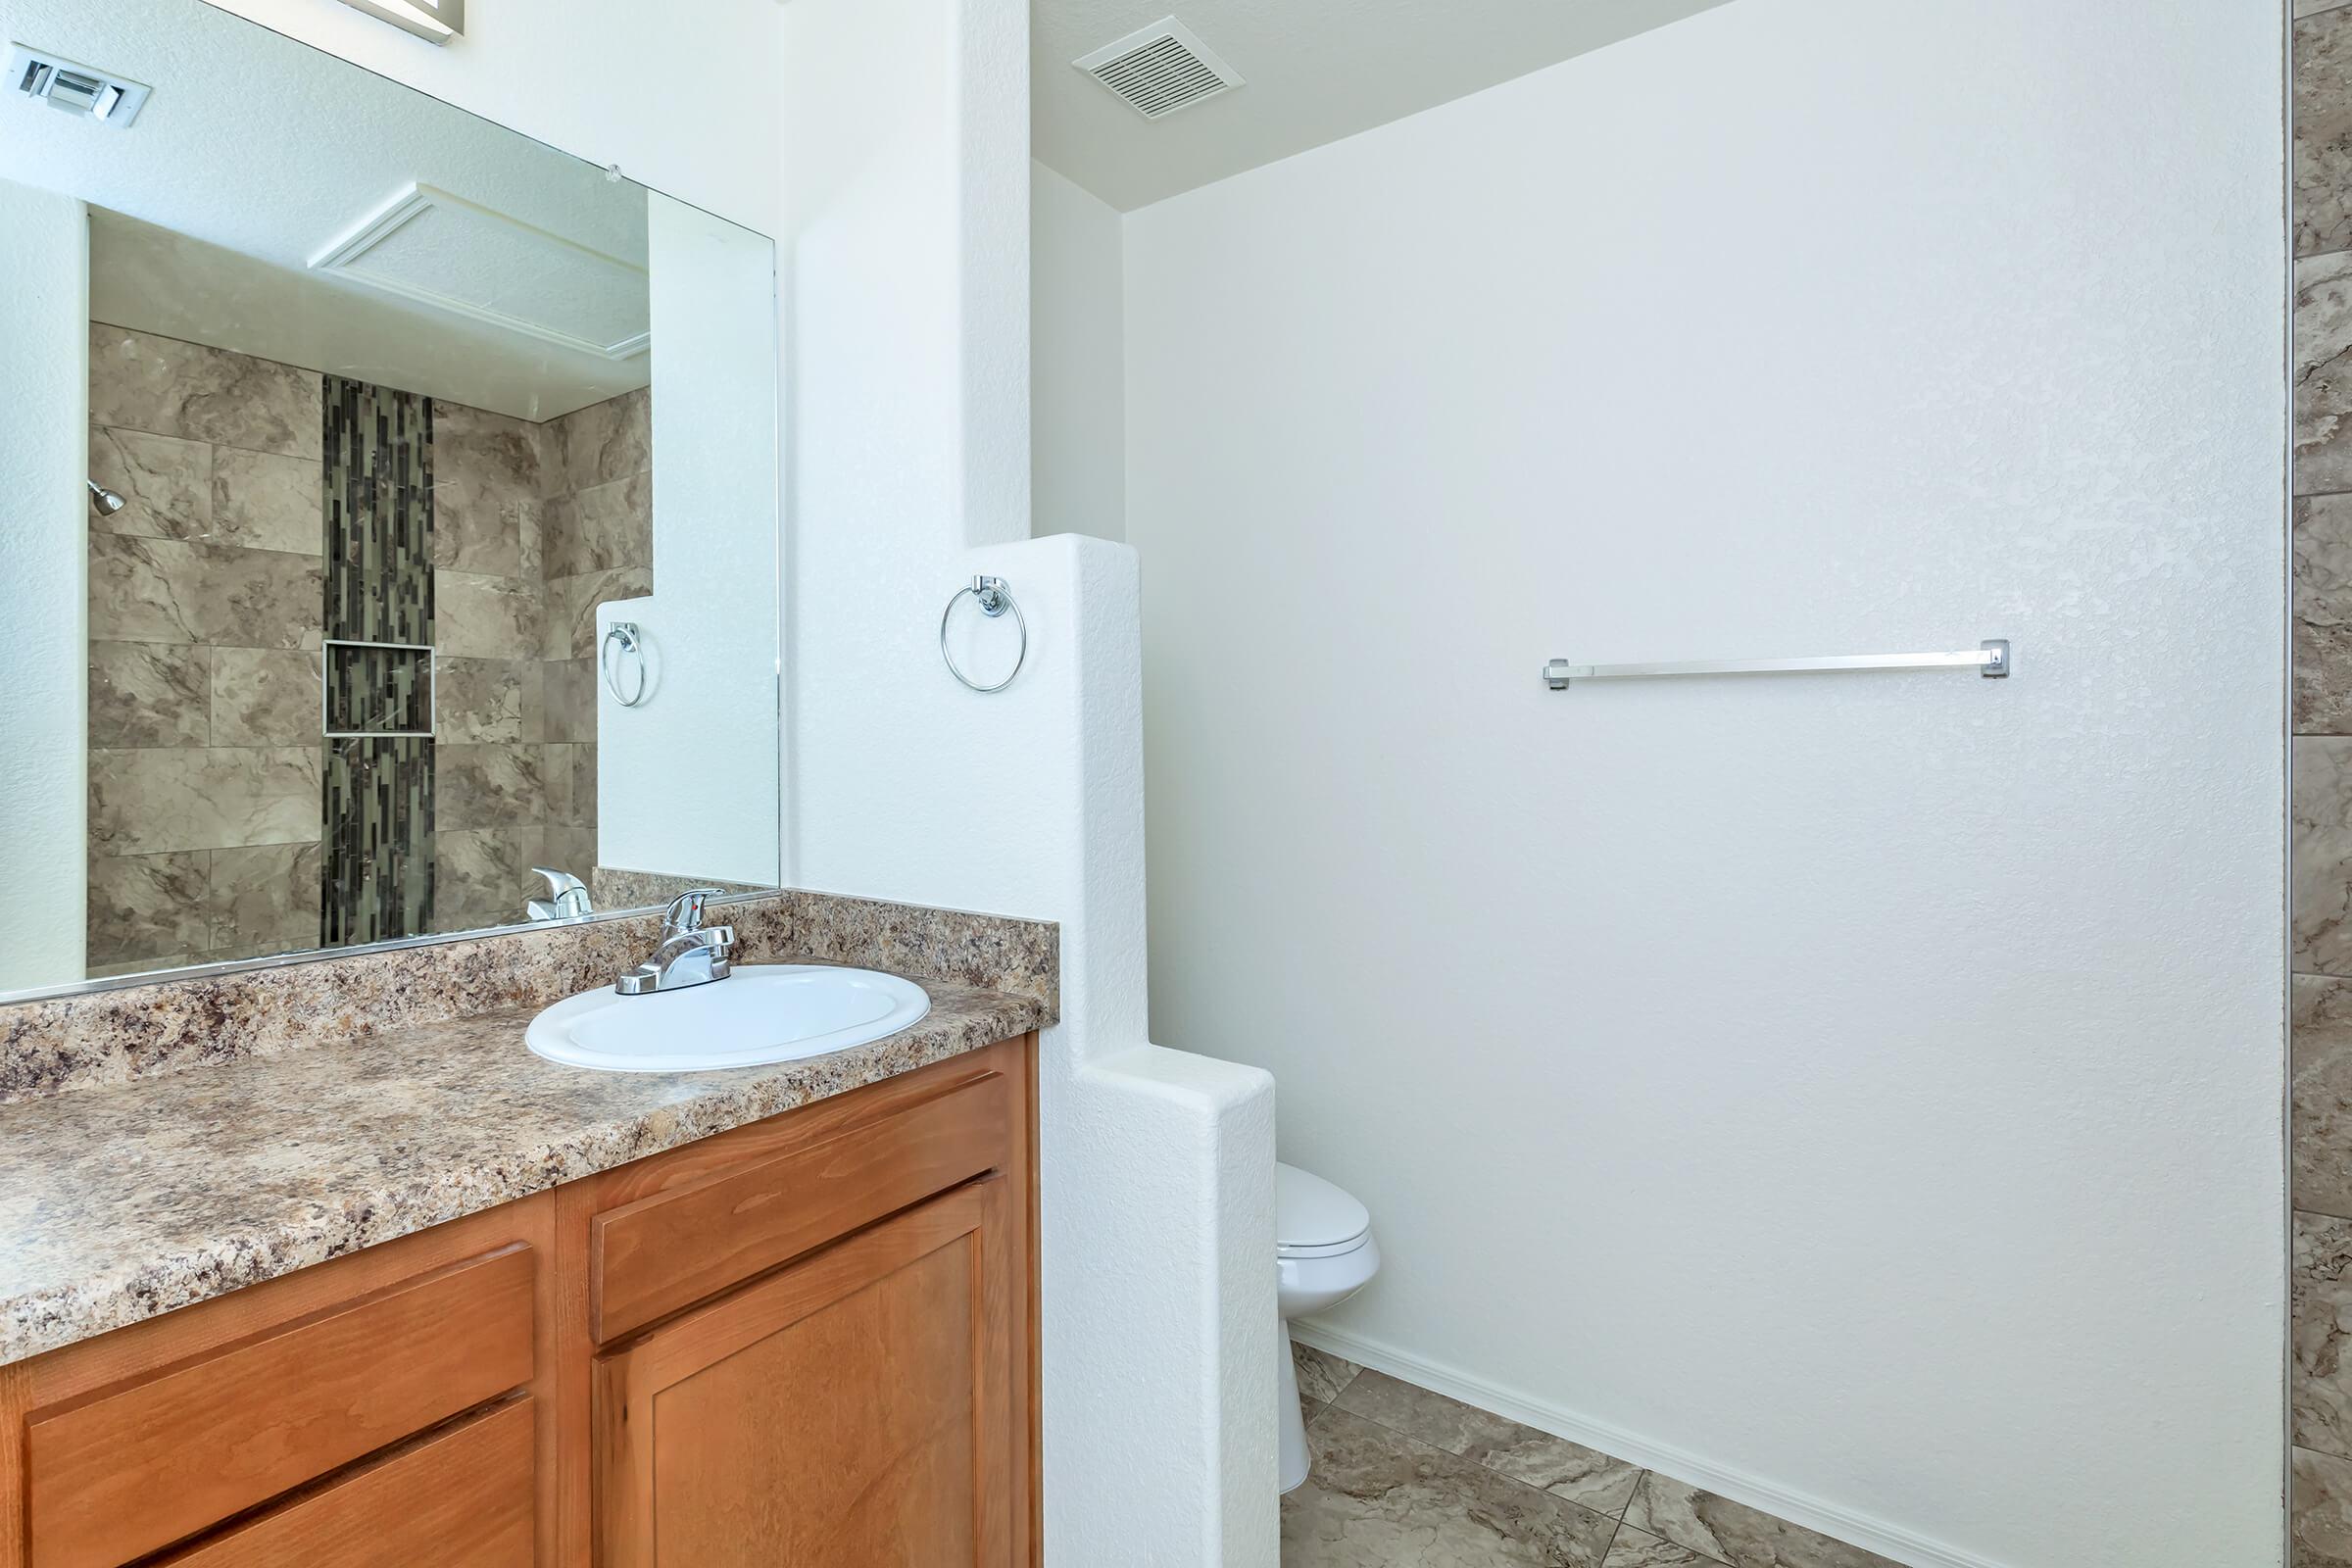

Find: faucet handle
<box><xmin>661</xmin><ymin>888</ymin><xmax>724</xmax><ymax>939</ymax></box>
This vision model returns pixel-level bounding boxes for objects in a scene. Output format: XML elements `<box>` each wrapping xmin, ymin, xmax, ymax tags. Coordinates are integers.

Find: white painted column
<box><xmin>0</xmin><ymin>179</ymin><xmax>87</xmax><ymax>992</ymax></box>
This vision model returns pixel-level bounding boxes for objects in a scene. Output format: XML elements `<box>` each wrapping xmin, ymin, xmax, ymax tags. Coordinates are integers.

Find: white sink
<box><xmin>525</xmin><ymin>964</ymin><xmax>931</xmax><ymax>1073</ymax></box>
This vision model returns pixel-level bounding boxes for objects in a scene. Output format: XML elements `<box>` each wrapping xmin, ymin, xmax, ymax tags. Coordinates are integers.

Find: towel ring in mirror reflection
<box><xmin>602</xmin><ymin>622</ymin><xmax>650</xmax><ymax>708</ymax></box>
<box><xmin>939</xmin><ymin>575</ymin><xmax>1026</xmax><ymax>694</ymax></box>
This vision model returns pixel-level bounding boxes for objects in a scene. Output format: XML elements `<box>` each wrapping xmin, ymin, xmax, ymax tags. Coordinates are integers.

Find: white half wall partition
<box><xmin>779</xmin><ymin>0</ymin><xmax>1279</xmax><ymax>1559</ymax></box>
<box><xmin>1119</xmin><ymin>1</ymin><xmax>2288</xmax><ymax>1566</ymax></box>
<box><xmin>596</xmin><ymin>191</ymin><xmax>782</xmax><ymax>887</ymax></box>
<box><xmin>0</xmin><ymin>178</ymin><xmax>88</xmax><ymax>992</ymax></box>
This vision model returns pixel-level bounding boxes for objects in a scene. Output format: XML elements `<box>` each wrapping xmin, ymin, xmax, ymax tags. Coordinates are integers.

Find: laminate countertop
<box><xmin>0</xmin><ymin>972</ymin><xmax>1044</xmax><ymax>1366</ymax></box>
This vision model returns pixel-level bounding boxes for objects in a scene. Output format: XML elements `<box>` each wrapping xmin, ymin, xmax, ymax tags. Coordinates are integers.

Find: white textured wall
<box><xmin>598</xmin><ymin>192</ymin><xmax>781</xmax><ymax>886</ymax></box>
<box><xmin>0</xmin><ymin>179</ymin><xmax>86</xmax><ymax>993</ymax></box>
<box><xmin>1032</xmin><ymin>162</ymin><xmax>1126</xmax><ymax>544</ymax></box>
<box><xmin>778</xmin><ymin>0</ymin><xmax>1278</xmax><ymax>1560</ymax></box>
<box><xmin>1123</xmin><ymin>3</ymin><xmax>2287</xmax><ymax>1566</ymax></box>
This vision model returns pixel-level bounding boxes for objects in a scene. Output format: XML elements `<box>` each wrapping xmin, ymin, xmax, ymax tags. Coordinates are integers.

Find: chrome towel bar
<box><xmin>1543</xmin><ymin>639</ymin><xmax>2009</xmax><ymax>690</ymax></box>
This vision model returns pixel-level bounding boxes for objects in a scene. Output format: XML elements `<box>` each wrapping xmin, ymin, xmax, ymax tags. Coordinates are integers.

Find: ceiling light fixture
<box><xmin>331</xmin><ymin>0</ymin><xmax>464</xmax><ymax>45</ymax></box>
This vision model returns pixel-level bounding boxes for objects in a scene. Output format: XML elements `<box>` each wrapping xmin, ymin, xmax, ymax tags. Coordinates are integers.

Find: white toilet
<box><xmin>1275</xmin><ymin>1161</ymin><xmax>1380</xmax><ymax>1493</ymax></box>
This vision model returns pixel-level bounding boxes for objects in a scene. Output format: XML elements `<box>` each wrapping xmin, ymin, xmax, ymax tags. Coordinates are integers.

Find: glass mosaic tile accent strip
<box><xmin>320</xmin><ymin>376</ymin><xmax>436</xmax><ymax>946</ymax></box>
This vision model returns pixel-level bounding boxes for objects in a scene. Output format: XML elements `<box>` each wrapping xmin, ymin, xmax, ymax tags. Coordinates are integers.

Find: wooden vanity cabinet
<box><xmin>0</xmin><ymin>1033</ymin><xmax>1038</xmax><ymax>1568</ymax></box>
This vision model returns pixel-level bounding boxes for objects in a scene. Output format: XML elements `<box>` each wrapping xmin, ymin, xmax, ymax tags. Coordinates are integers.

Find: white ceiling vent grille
<box><xmin>9</xmin><ymin>44</ymin><xmax>149</xmax><ymax>128</ymax></box>
<box><xmin>1074</xmin><ymin>18</ymin><xmax>1243</xmax><ymax>121</ymax></box>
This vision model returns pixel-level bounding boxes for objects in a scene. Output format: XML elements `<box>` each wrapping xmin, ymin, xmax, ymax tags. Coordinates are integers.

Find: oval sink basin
<box><xmin>525</xmin><ymin>964</ymin><xmax>931</xmax><ymax>1073</ymax></box>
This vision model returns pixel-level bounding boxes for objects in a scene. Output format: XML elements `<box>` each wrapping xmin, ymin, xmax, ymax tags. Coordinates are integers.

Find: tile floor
<box><xmin>1284</xmin><ymin>1344</ymin><xmax>1902</xmax><ymax>1568</ymax></box>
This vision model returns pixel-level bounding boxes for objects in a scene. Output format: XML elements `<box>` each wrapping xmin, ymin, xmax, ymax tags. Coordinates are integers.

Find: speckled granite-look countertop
<box><xmin>0</xmin><ymin>974</ymin><xmax>1044</xmax><ymax>1365</ymax></box>
<box><xmin>0</xmin><ymin>888</ymin><xmax>1056</xmax><ymax>1367</ymax></box>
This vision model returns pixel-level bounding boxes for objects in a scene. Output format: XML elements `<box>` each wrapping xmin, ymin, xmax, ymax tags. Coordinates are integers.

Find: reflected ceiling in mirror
<box><xmin>0</xmin><ymin>0</ymin><xmax>782</xmax><ymax>1002</ymax></box>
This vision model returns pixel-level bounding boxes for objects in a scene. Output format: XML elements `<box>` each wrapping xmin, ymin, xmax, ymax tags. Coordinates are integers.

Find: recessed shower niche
<box><xmin>0</xmin><ymin>0</ymin><xmax>782</xmax><ymax>994</ymax></box>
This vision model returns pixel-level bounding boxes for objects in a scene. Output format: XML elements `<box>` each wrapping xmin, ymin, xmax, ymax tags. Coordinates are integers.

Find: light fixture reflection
<box><xmin>331</xmin><ymin>0</ymin><xmax>465</xmax><ymax>45</ymax></box>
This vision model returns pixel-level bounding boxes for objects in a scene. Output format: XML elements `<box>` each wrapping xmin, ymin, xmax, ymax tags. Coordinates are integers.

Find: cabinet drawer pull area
<box><xmin>153</xmin><ymin>1398</ymin><xmax>536</xmax><ymax>1568</ymax></box>
<box><xmin>26</xmin><ymin>1244</ymin><xmax>537</xmax><ymax>1568</ymax></box>
<box><xmin>592</xmin><ymin>1070</ymin><xmax>1011</xmax><ymax>1343</ymax></box>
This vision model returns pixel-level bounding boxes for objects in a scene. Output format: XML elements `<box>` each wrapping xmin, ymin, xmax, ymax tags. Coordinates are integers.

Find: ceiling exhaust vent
<box><xmin>9</xmin><ymin>44</ymin><xmax>149</xmax><ymax>128</ymax></box>
<box><xmin>1074</xmin><ymin>17</ymin><xmax>1242</xmax><ymax>121</ymax></box>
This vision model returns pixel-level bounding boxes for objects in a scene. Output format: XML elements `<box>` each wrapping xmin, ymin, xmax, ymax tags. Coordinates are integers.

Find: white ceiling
<box><xmin>1034</xmin><ymin>0</ymin><xmax>1733</xmax><ymax>212</ymax></box>
<box><xmin>0</xmin><ymin>0</ymin><xmax>654</xmax><ymax>420</ymax></box>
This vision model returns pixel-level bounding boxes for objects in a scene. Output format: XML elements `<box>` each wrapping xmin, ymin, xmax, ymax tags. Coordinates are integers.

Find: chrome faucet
<box><xmin>528</xmin><ymin>867</ymin><xmax>594</xmax><ymax>921</ymax></box>
<box><xmin>615</xmin><ymin>889</ymin><xmax>735</xmax><ymax>996</ymax></box>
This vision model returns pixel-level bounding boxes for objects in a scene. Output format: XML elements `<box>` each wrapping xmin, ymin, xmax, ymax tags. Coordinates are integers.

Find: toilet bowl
<box><xmin>1275</xmin><ymin>1162</ymin><xmax>1380</xmax><ymax>1493</ymax></box>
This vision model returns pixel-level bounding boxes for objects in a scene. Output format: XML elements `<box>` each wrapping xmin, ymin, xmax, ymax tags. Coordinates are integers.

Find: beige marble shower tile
<box><xmin>89</xmin><ymin>534</ymin><xmax>322</xmax><ymax>650</ymax></box>
<box><xmin>555</xmin><ymin>387</ymin><xmax>651</xmax><ymax>492</ymax></box>
<box><xmin>432</xmin><ymin>401</ymin><xmax>546</xmax><ymax>578</ymax></box>
<box><xmin>2300</xmin><ymin>738</ymin><xmax>2352</xmax><ymax>975</ymax></box>
<box><xmin>210</xmin><ymin>648</ymin><xmax>321</xmax><ymax>748</ymax></box>
<box><xmin>89</xmin><ymin>747</ymin><xmax>322</xmax><ymax>857</ymax></box>
<box><xmin>435</xmin><ymin>570</ymin><xmax>544</xmax><ymax>662</ymax></box>
<box><xmin>211</xmin><ymin>448</ymin><xmax>322</xmax><ymax>556</ymax></box>
<box><xmin>2302</xmin><ymin>1211</ymin><xmax>2352</xmax><ymax>1462</ymax></box>
<box><xmin>2300</xmin><ymin>976</ymin><xmax>2352</xmax><ymax>1219</ymax></box>
<box><xmin>84</xmin><ymin>852</ymin><xmax>211</xmax><ymax>967</ymax></box>
<box><xmin>88</xmin><ymin>427</ymin><xmax>212</xmax><ymax>542</ymax></box>
<box><xmin>88</xmin><ymin>534</ymin><xmax>201</xmax><ymax>645</ymax></box>
<box><xmin>88</xmin><ymin>643</ymin><xmax>210</xmax><ymax>749</ymax></box>
<box><xmin>1282</xmin><ymin>1406</ymin><xmax>1618</xmax><ymax>1568</ymax></box>
<box><xmin>544</xmin><ymin>657</ymin><xmax>597</xmax><ymax>742</ymax></box>
<box><xmin>2304</xmin><ymin>7</ymin><xmax>2352</xmax><ymax>258</ymax></box>
<box><xmin>541</xmin><ymin>826</ymin><xmax>598</xmax><ymax>885</ymax></box>
<box><xmin>1293</xmin><ymin>1342</ymin><xmax>1361</xmax><ymax>1406</ymax></box>
<box><xmin>88</xmin><ymin>323</ymin><xmax>321</xmax><ymax>459</ymax></box>
<box><xmin>568</xmin><ymin>743</ymin><xmax>597</xmax><ymax>828</ymax></box>
<box><xmin>1624</xmin><ymin>1475</ymin><xmax>1897</xmax><ymax>1568</ymax></box>
<box><xmin>1603</xmin><ymin>1526</ymin><xmax>1718</xmax><ymax>1568</ymax></box>
<box><xmin>207</xmin><ymin>842</ymin><xmax>322</xmax><ymax>955</ymax></box>
<box><xmin>2303</xmin><ymin>495</ymin><xmax>2352</xmax><ymax>735</ymax></box>
<box><xmin>436</xmin><ymin>743</ymin><xmax>547</xmax><ymax>831</ymax></box>
<box><xmin>543</xmin><ymin>474</ymin><xmax>653</xmax><ymax>578</ymax></box>
<box><xmin>1336</xmin><ymin>1370</ymin><xmax>1643</xmax><ymax>1517</ymax></box>
<box><xmin>2301</xmin><ymin>253</ymin><xmax>2352</xmax><ymax>497</ymax></box>
<box><xmin>434</xmin><ymin>826</ymin><xmax>546</xmax><ymax>929</ymax></box>
<box><xmin>437</xmin><ymin>658</ymin><xmax>543</xmax><ymax>744</ymax></box>
<box><xmin>86</xmin><ymin>954</ymin><xmax>197</xmax><ymax>981</ymax></box>
<box><xmin>544</xmin><ymin>565</ymin><xmax>653</xmax><ymax>661</ymax></box>
<box><xmin>541</xmin><ymin>744</ymin><xmax>574</xmax><ymax>826</ymax></box>
<box><xmin>2301</xmin><ymin>1446</ymin><xmax>2352</xmax><ymax>1568</ymax></box>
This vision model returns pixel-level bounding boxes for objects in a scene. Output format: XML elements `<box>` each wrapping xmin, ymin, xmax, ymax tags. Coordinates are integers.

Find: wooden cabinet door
<box><xmin>594</xmin><ymin>1177</ymin><xmax>1016</xmax><ymax>1568</ymax></box>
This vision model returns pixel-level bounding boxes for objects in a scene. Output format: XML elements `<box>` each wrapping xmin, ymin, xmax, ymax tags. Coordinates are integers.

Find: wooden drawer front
<box><xmin>156</xmin><ymin>1397</ymin><xmax>535</xmax><ymax>1568</ymax></box>
<box><xmin>27</xmin><ymin>1244</ymin><xmax>536</xmax><ymax>1568</ymax></box>
<box><xmin>593</xmin><ymin>1069</ymin><xmax>1010</xmax><ymax>1343</ymax></box>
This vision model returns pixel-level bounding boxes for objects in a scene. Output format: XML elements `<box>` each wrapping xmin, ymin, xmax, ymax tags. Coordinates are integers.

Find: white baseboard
<box><xmin>1287</xmin><ymin>1320</ymin><xmax>2004</xmax><ymax>1568</ymax></box>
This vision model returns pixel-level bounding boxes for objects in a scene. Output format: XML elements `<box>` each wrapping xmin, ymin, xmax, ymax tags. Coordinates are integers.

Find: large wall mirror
<box><xmin>0</xmin><ymin>0</ymin><xmax>782</xmax><ymax>998</ymax></box>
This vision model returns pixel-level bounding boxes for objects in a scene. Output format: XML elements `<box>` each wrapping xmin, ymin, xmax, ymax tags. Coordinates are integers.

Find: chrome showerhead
<box><xmin>86</xmin><ymin>480</ymin><xmax>124</xmax><ymax>516</ymax></box>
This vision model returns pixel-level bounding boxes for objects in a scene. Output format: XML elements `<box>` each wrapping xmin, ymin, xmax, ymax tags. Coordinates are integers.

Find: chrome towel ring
<box><xmin>602</xmin><ymin>621</ymin><xmax>650</xmax><ymax>708</ymax></box>
<box><xmin>939</xmin><ymin>575</ymin><xmax>1026</xmax><ymax>693</ymax></box>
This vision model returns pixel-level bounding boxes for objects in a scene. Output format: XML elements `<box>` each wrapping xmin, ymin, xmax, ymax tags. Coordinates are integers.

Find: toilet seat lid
<box><xmin>1277</xmin><ymin>1162</ymin><xmax>1370</xmax><ymax>1254</ymax></box>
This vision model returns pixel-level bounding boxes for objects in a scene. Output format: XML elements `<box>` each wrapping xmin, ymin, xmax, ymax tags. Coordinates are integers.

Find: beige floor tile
<box><xmin>1337</xmin><ymin>1370</ymin><xmax>1642</xmax><ymax>1517</ymax></box>
<box><xmin>1625</xmin><ymin>1474</ymin><xmax>1896</xmax><ymax>1568</ymax></box>
<box><xmin>1602</xmin><ymin>1525</ymin><xmax>1720</xmax><ymax>1568</ymax></box>
<box><xmin>1283</xmin><ymin>1406</ymin><xmax>1617</xmax><ymax>1568</ymax></box>
<box><xmin>1294</xmin><ymin>1342</ymin><xmax>1362</xmax><ymax>1406</ymax></box>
